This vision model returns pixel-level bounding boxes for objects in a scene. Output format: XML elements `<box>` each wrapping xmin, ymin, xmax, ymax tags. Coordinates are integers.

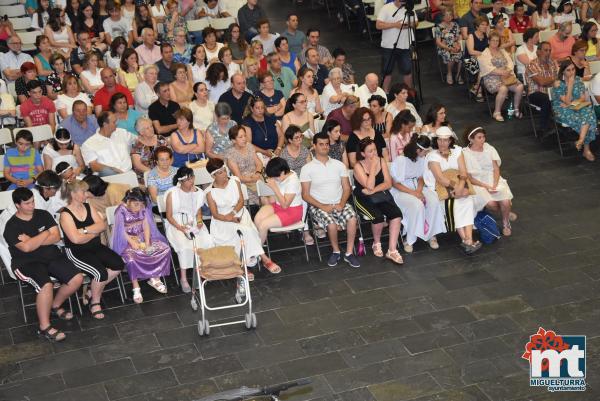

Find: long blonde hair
<box><xmin>62</xmin><ymin>179</ymin><xmax>89</xmax><ymax>203</ymax></box>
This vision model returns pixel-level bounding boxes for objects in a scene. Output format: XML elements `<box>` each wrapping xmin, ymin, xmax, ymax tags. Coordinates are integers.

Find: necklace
<box><xmin>256</xmin><ymin>118</ymin><xmax>268</xmax><ymax>141</ymax></box>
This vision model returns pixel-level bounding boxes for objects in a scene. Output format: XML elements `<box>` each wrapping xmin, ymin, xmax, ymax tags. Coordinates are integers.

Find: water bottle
<box><xmin>357</xmin><ymin>237</ymin><xmax>366</xmax><ymax>256</ymax></box>
<box><xmin>507</xmin><ymin>100</ymin><xmax>514</xmax><ymax>120</ymax></box>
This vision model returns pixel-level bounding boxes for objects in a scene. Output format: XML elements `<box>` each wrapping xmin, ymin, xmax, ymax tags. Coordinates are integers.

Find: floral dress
<box><xmin>130</xmin><ymin>135</ymin><xmax>169</xmax><ymax>181</ymax></box>
<box><xmin>224</xmin><ymin>143</ymin><xmax>260</xmax><ymax>205</ymax></box>
<box><xmin>483</xmin><ymin>52</ymin><xmax>509</xmax><ymax>93</ymax></box>
<box><xmin>435</xmin><ymin>21</ymin><xmax>462</xmax><ymax>63</ymax></box>
<box><xmin>551</xmin><ymin>77</ymin><xmax>598</xmax><ymax>145</ymax></box>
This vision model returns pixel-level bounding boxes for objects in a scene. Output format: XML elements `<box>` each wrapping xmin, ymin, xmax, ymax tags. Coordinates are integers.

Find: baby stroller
<box><xmin>190</xmin><ymin>229</ymin><xmax>256</xmax><ymax>336</ymax></box>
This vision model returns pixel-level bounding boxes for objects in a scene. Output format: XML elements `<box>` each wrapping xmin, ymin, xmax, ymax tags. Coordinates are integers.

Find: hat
<box><xmin>434</xmin><ymin>126</ymin><xmax>454</xmax><ymax>138</ymax></box>
<box><xmin>20</xmin><ymin>62</ymin><xmax>36</xmax><ymax>74</ymax></box>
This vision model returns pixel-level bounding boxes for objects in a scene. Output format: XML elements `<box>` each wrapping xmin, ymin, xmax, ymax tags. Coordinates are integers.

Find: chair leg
<box><xmin>302</xmin><ymin>231</ymin><xmax>310</xmax><ymax>262</ymax></box>
<box><xmin>18</xmin><ymin>281</ymin><xmax>27</xmax><ymax>324</ymax></box>
<box><xmin>0</xmin><ymin>264</ymin><xmax>4</xmax><ymax>285</ymax></box>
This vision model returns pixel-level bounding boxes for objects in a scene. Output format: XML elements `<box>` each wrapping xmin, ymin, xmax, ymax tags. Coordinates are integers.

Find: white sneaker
<box><xmin>403</xmin><ymin>241</ymin><xmax>413</xmax><ymax>253</ymax></box>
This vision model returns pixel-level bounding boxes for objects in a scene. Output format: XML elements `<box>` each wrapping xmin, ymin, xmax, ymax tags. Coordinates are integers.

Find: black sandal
<box><xmin>51</xmin><ymin>307</ymin><xmax>74</xmax><ymax>321</ymax></box>
<box><xmin>88</xmin><ymin>302</ymin><xmax>105</xmax><ymax>320</ymax></box>
<box><xmin>38</xmin><ymin>326</ymin><xmax>66</xmax><ymax>342</ymax></box>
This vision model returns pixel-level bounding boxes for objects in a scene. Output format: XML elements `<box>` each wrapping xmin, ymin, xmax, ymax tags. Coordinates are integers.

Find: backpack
<box><xmin>474</xmin><ymin>210</ymin><xmax>501</xmax><ymax>244</ymax></box>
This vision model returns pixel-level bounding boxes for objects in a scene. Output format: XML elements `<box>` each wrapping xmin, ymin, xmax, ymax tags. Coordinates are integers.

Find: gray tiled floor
<box><xmin>1</xmin><ymin>1</ymin><xmax>600</xmax><ymax>400</ymax></box>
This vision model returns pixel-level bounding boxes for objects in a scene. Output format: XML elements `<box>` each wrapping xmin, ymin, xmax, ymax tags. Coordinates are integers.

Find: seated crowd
<box><xmin>0</xmin><ymin>0</ymin><xmax>520</xmax><ymax>343</ymax></box>
<box><xmin>433</xmin><ymin>0</ymin><xmax>599</xmax><ymax>161</ymax></box>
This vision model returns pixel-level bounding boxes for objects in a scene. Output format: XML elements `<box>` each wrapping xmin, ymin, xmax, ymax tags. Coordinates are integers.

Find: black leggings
<box><xmin>65</xmin><ymin>245</ymin><xmax>124</xmax><ymax>282</ymax></box>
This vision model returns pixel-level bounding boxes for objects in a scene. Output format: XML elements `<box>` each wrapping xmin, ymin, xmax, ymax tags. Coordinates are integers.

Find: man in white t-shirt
<box><xmin>81</xmin><ymin>111</ymin><xmax>135</xmax><ymax>177</ymax></box>
<box><xmin>376</xmin><ymin>0</ymin><xmax>417</xmax><ymax>92</ymax></box>
<box><xmin>355</xmin><ymin>73</ymin><xmax>387</xmax><ymax>107</ymax></box>
<box><xmin>300</xmin><ymin>132</ymin><xmax>360</xmax><ymax>268</ymax></box>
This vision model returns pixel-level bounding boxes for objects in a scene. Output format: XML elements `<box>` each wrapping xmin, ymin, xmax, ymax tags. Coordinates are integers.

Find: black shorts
<box><xmin>354</xmin><ymin>192</ymin><xmax>402</xmax><ymax>224</ymax></box>
<box><xmin>14</xmin><ymin>255</ymin><xmax>80</xmax><ymax>293</ymax></box>
<box><xmin>65</xmin><ymin>245</ymin><xmax>124</xmax><ymax>282</ymax></box>
<box><xmin>381</xmin><ymin>48</ymin><xmax>412</xmax><ymax>76</ymax></box>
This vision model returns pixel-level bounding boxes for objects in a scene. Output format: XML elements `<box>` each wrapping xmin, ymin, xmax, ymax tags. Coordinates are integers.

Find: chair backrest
<box><xmin>513</xmin><ymin>32</ymin><xmax>524</xmax><ymax>46</ymax></box>
<box><xmin>0</xmin><ymin>241</ymin><xmax>14</xmax><ymax>280</ymax></box>
<box><xmin>314</xmin><ymin>118</ymin><xmax>326</xmax><ymax>134</ymax></box>
<box><xmin>187</xmin><ymin>18</ymin><xmax>211</xmax><ymax>32</ymax></box>
<box><xmin>240</xmin><ymin>182</ymin><xmax>249</xmax><ymax>201</ymax></box>
<box><xmin>539</xmin><ymin>29</ymin><xmax>557</xmax><ymax>42</ymax></box>
<box><xmin>0</xmin><ymin>190</ymin><xmax>14</xmax><ymax>211</ymax></box>
<box><xmin>590</xmin><ymin>60</ymin><xmax>600</xmax><ymax>75</ymax></box>
<box><xmin>0</xmin><ymin>155</ymin><xmax>4</xmax><ymax>178</ymax></box>
<box><xmin>256</xmin><ymin>179</ymin><xmax>274</xmax><ymax>197</ymax></box>
<box><xmin>0</xmin><ymin>127</ymin><xmax>12</xmax><ymax>146</ymax></box>
<box><xmin>194</xmin><ymin>167</ymin><xmax>214</xmax><ymax>186</ymax></box>
<box><xmin>101</xmin><ymin>170</ymin><xmax>138</xmax><ymax>188</ymax></box>
<box><xmin>157</xmin><ymin>194</ymin><xmax>167</xmax><ymax>214</ymax></box>
<box><xmin>209</xmin><ymin>16</ymin><xmax>235</xmax><ymax>31</ymax></box>
<box><xmin>9</xmin><ymin>16</ymin><xmax>31</xmax><ymax>31</ymax></box>
<box><xmin>347</xmin><ymin>169</ymin><xmax>354</xmax><ymax>187</ymax></box>
<box><xmin>571</xmin><ymin>23</ymin><xmax>582</xmax><ymax>37</ymax></box>
<box><xmin>105</xmin><ymin>205</ymin><xmax>117</xmax><ymax>227</ymax></box>
<box><xmin>14</xmin><ymin>125</ymin><xmax>53</xmax><ymax>144</ymax></box>
<box><xmin>17</xmin><ymin>30</ymin><xmax>41</xmax><ymax>46</ymax></box>
<box><xmin>0</xmin><ymin>4</ymin><xmax>25</xmax><ymax>17</ymax></box>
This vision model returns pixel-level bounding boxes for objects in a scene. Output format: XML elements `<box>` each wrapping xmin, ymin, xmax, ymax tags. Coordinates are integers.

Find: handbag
<box><xmin>197</xmin><ymin>246</ymin><xmax>243</xmax><ymax>280</ymax></box>
<box><xmin>502</xmin><ymin>73</ymin><xmax>519</xmax><ymax>87</ymax></box>
<box><xmin>369</xmin><ymin>190</ymin><xmax>395</xmax><ymax>204</ymax></box>
<box><xmin>435</xmin><ymin>169</ymin><xmax>476</xmax><ymax>200</ymax></box>
<box><xmin>464</xmin><ymin>57</ymin><xmax>479</xmax><ymax>76</ymax></box>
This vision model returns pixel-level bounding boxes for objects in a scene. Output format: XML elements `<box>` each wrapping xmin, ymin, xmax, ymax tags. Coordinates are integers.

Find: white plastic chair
<box><xmin>14</xmin><ymin>125</ymin><xmax>52</xmax><ymax>144</ymax></box>
<box><xmin>0</xmin><ymin>190</ymin><xmax>14</xmax><ymax>211</ymax></box>
<box><xmin>513</xmin><ymin>32</ymin><xmax>524</xmax><ymax>46</ymax></box>
<box><xmin>0</xmin><ymin>4</ymin><xmax>26</xmax><ymax>17</ymax></box>
<box><xmin>256</xmin><ymin>180</ymin><xmax>309</xmax><ymax>262</ymax></box>
<box><xmin>210</xmin><ymin>16</ymin><xmax>236</xmax><ymax>31</ymax></box>
<box><xmin>590</xmin><ymin>60</ymin><xmax>600</xmax><ymax>75</ymax></box>
<box><xmin>9</xmin><ymin>16</ymin><xmax>31</xmax><ymax>31</ymax></box>
<box><xmin>314</xmin><ymin>119</ymin><xmax>326</xmax><ymax>133</ymax></box>
<box><xmin>101</xmin><ymin>170</ymin><xmax>139</xmax><ymax>188</ymax></box>
<box><xmin>571</xmin><ymin>23</ymin><xmax>581</xmax><ymax>37</ymax></box>
<box><xmin>540</xmin><ymin>29</ymin><xmax>557</xmax><ymax>42</ymax></box>
<box><xmin>0</xmin><ymin>127</ymin><xmax>12</xmax><ymax>150</ymax></box>
<box><xmin>17</xmin><ymin>30</ymin><xmax>41</xmax><ymax>52</ymax></box>
<box><xmin>193</xmin><ymin>167</ymin><xmax>214</xmax><ymax>186</ymax></box>
<box><xmin>187</xmin><ymin>18</ymin><xmax>211</xmax><ymax>32</ymax></box>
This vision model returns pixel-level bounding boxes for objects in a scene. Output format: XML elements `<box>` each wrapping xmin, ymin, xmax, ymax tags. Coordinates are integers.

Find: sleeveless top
<box><xmin>281</xmin><ymin>52</ymin><xmax>298</xmax><ymax>73</ymax></box>
<box><xmin>373</xmin><ymin>112</ymin><xmax>389</xmax><ymax>137</ymax></box>
<box><xmin>244</xmin><ymin>115</ymin><xmax>279</xmax><ymax>150</ymax></box>
<box><xmin>61</xmin><ymin>203</ymin><xmax>100</xmax><ymax>249</ymax></box>
<box><xmin>172</xmin><ymin>129</ymin><xmax>204</xmax><ymax>168</ymax></box>
<box><xmin>472</xmin><ymin>33</ymin><xmax>489</xmax><ymax>54</ymax></box>
<box><xmin>354</xmin><ymin>158</ymin><xmax>385</xmax><ymax>194</ymax></box>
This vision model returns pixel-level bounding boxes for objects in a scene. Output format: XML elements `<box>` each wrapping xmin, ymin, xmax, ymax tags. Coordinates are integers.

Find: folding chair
<box><xmin>187</xmin><ymin>18</ymin><xmax>211</xmax><ymax>33</ymax></box>
<box><xmin>0</xmin><ymin>127</ymin><xmax>13</xmax><ymax>152</ymax></box>
<box><xmin>193</xmin><ymin>167</ymin><xmax>214</xmax><ymax>187</ymax></box>
<box><xmin>590</xmin><ymin>60</ymin><xmax>600</xmax><ymax>75</ymax></box>
<box><xmin>255</xmin><ymin>180</ymin><xmax>309</xmax><ymax>262</ymax></box>
<box><xmin>513</xmin><ymin>32</ymin><xmax>524</xmax><ymax>46</ymax></box>
<box><xmin>14</xmin><ymin>125</ymin><xmax>52</xmax><ymax>144</ymax></box>
<box><xmin>9</xmin><ymin>17</ymin><xmax>31</xmax><ymax>31</ymax></box>
<box><xmin>571</xmin><ymin>23</ymin><xmax>581</xmax><ymax>37</ymax></box>
<box><xmin>539</xmin><ymin>29</ymin><xmax>557</xmax><ymax>42</ymax></box>
<box><xmin>17</xmin><ymin>30</ymin><xmax>41</xmax><ymax>52</ymax></box>
<box><xmin>548</xmin><ymin>91</ymin><xmax>578</xmax><ymax>157</ymax></box>
<box><xmin>101</xmin><ymin>170</ymin><xmax>139</xmax><ymax>188</ymax></box>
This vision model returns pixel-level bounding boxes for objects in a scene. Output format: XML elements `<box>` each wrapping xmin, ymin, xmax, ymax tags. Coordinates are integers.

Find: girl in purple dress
<box><xmin>111</xmin><ymin>188</ymin><xmax>172</xmax><ymax>303</ymax></box>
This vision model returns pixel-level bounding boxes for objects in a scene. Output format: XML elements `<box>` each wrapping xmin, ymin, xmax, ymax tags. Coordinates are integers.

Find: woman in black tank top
<box><xmin>59</xmin><ymin>180</ymin><xmax>124</xmax><ymax>319</ymax></box>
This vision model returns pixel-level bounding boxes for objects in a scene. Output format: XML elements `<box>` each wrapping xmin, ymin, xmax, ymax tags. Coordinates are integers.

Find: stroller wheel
<box><xmin>190</xmin><ymin>296</ymin><xmax>198</xmax><ymax>311</ymax></box>
<box><xmin>245</xmin><ymin>313</ymin><xmax>257</xmax><ymax>330</ymax></box>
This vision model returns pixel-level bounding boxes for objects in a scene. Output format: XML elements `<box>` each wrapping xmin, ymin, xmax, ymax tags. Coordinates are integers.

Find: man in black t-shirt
<box><xmin>3</xmin><ymin>188</ymin><xmax>83</xmax><ymax>342</ymax></box>
<box><xmin>148</xmin><ymin>82</ymin><xmax>180</xmax><ymax>136</ymax></box>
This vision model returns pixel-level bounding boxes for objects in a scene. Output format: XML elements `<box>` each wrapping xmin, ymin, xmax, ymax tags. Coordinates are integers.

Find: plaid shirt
<box><xmin>526</xmin><ymin>57</ymin><xmax>559</xmax><ymax>96</ymax></box>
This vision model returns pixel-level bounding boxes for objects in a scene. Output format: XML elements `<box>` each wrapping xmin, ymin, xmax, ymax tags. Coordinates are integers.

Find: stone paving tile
<box><xmin>213</xmin><ymin>365</ymin><xmax>288</xmax><ymax>391</ymax></box>
<box><xmin>323</xmin><ymin>361</ymin><xmax>396</xmax><ymax>393</ymax></box>
<box><xmin>172</xmin><ymin>354</ymin><xmax>243</xmax><ymax>384</ymax></box>
<box><xmin>368</xmin><ymin>373</ymin><xmax>442</xmax><ymax>401</ymax></box>
<box><xmin>401</xmin><ymin>327</ymin><xmax>466</xmax><ymax>355</ymax></box>
<box><xmin>115</xmin><ymin>312</ymin><xmax>183</xmax><ymax>339</ymax></box>
<box><xmin>29</xmin><ymin>383</ymin><xmax>109</xmax><ymax>401</ymax></box>
<box><xmin>90</xmin><ymin>333</ymin><xmax>162</xmax><ymax>363</ymax></box>
<box><xmin>196</xmin><ymin>331</ymin><xmax>263</xmax><ymax>359</ymax></box>
<box><xmin>62</xmin><ymin>358</ymin><xmax>136</xmax><ymax>388</ymax></box>
<box><xmin>19</xmin><ymin>348</ymin><xmax>96</xmax><ymax>379</ymax></box>
<box><xmin>356</xmin><ymin>318</ymin><xmax>423</xmax><ymax>343</ymax></box>
<box><xmin>0</xmin><ymin>340</ymin><xmax>53</xmax><ymax>365</ymax></box>
<box><xmin>409</xmin><ymin>385</ymin><xmax>492</xmax><ymax>401</ymax></box>
<box><xmin>237</xmin><ymin>341</ymin><xmax>305</xmax><ymax>369</ymax></box>
<box><xmin>344</xmin><ymin>271</ymin><xmax>406</xmax><ymax>292</ymax></box>
<box><xmin>333</xmin><ymin>387</ymin><xmax>377</xmax><ymax>401</ymax></box>
<box><xmin>0</xmin><ymin>373</ymin><xmax>65</xmax><ymax>400</ymax></box>
<box><xmin>144</xmin><ymin>380</ymin><xmax>218</xmax><ymax>401</ymax></box>
<box><xmin>467</xmin><ymin>296</ymin><xmax>533</xmax><ymax>319</ymax></box>
<box><xmin>290</xmin><ymin>280</ymin><xmax>354</xmax><ymax>303</ymax></box>
<box><xmin>278</xmin><ymin>352</ymin><xmax>349</xmax><ymax>380</ymax></box>
<box><xmin>444</xmin><ymin>338</ymin><xmax>514</xmax><ymax>365</ymax></box>
<box><xmin>338</xmin><ymin>338</ymin><xmax>409</xmax><ymax>368</ymax></box>
<box><xmin>413</xmin><ymin>307</ymin><xmax>478</xmax><ymax>331</ymax></box>
<box><xmin>104</xmin><ymin>368</ymin><xmax>179</xmax><ymax>400</ymax></box>
<box><xmin>297</xmin><ymin>329</ymin><xmax>365</xmax><ymax>356</ymax></box>
<box><xmin>51</xmin><ymin>325</ymin><xmax>120</xmax><ymax>353</ymax></box>
<box><xmin>453</xmin><ymin>316</ymin><xmax>522</xmax><ymax>342</ymax></box>
<box><xmin>437</xmin><ymin>270</ymin><xmax>499</xmax><ymax>291</ymax></box>
<box><xmin>331</xmin><ymin>289</ymin><xmax>395</xmax><ymax>312</ymax></box>
<box><xmin>131</xmin><ymin>343</ymin><xmax>199</xmax><ymax>373</ymax></box>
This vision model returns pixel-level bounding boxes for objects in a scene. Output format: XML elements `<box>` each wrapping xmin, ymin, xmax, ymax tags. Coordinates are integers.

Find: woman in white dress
<box><xmin>189</xmin><ymin>82</ymin><xmax>215</xmax><ymax>131</ymax></box>
<box><xmin>42</xmin><ymin>128</ymin><xmax>84</xmax><ymax>174</ymax></box>
<box><xmin>165</xmin><ymin>166</ymin><xmax>214</xmax><ymax>293</ymax></box>
<box><xmin>80</xmin><ymin>52</ymin><xmax>104</xmax><ymax>96</ymax></box>
<box><xmin>385</xmin><ymin>82</ymin><xmax>423</xmax><ymax>128</ymax></box>
<box><xmin>190</xmin><ymin>45</ymin><xmax>208</xmax><ymax>84</ymax></box>
<box><xmin>204</xmin><ymin>159</ymin><xmax>279</xmax><ymax>279</ymax></box>
<box><xmin>462</xmin><ymin>126</ymin><xmax>516</xmax><ymax>236</ymax></box>
<box><xmin>55</xmin><ymin>75</ymin><xmax>92</xmax><ymax>120</ymax></box>
<box><xmin>390</xmin><ymin>134</ymin><xmax>446</xmax><ymax>253</ymax></box>
<box><xmin>321</xmin><ymin>67</ymin><xmax>354</xmax><ymax>117</ymax></box>
<box><xmin>425</xmin><ymin>127</ymin><xmax>481</xmax><ymax>254</ymax></box>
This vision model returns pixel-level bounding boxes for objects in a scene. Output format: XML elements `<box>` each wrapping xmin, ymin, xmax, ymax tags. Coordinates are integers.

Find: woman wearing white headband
<box><xmin>390</xmin><ymin>134</ymin><xmax>446</xmax><ymax>253</ymax></box>
<box><xmin>164</xmin><ymin>166</ymin><xmax>214</xmax><ymax>293</ymax></box>
<box><xmin>463</xmin><ymin>126</ymin><xmax>517</xmax><ymax>236</ymax></box>
<box><xmin>42</xmin><ymin>128</ymin><xmax>84</xmax><ymax>175</ymax></box>
<box><xmin>425</xmin><ymin>127</ymin><xmax>481</xmax><ymax>254</ymax></box>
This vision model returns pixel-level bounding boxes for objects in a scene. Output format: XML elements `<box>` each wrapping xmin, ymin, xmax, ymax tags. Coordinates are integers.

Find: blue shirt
<box><xmin>117</xmin><ymin>109</ymin><xmax>142</xmax><ymax>135</ymax></box>
<box><xmin>59</xmin><ymin>115</ymin><xmax>99</xmax><ymax>146</ymax></box>
<box><xmin>280</xmin><ymin>30</ymin><xmax>306</xmax><ymax>55</ymax></box>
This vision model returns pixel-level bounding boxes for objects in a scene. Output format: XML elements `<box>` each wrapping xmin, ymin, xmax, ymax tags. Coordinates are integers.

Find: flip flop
<box><xmin>264</xmin><ymin>260</ymin><xmax>281</xmax><ymax>274</ymax></box>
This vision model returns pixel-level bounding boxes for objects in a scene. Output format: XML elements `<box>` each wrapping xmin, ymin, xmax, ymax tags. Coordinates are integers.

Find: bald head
<box><xmin>365</xmin><ymin>73</ymin><xmax>379</xmax><ymax>92</ymax></box>
<box><xmin>101</xmin><ymin>67</ymin><xmax>116</xmax><ymax>88</ymax></box>
<box><xmin>231</xmin><ymin>72</ymin><xmax>246</xmax><ymax>95</ymax></box>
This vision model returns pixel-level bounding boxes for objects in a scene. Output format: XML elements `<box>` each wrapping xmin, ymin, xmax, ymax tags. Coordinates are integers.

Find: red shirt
<box><xmin>509</xmin><ymin>15</ymin><xmax>530</xmax><ymax>33</ymax></box>
<box><xmin>20</xmin><ymin>96</ymin><xmax>56</xmax><ymax>126</ymax></box>
<box><xmin>92</xmin><ymin>84</ymin><xmax>134</xmax><ymax>112</ymax></box>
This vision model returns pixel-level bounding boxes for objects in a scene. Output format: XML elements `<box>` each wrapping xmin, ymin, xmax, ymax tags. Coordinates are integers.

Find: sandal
<box><xmin>385</xmin><ymin>249</ymin><xmax>404</xmax><ymax>265</ymax></box>
<box><xmin>89</xmin><ymin>302</ymin><xmax>105</xmax><ymax>319</ymax></box>
<box><xmin>372</xmin><ymin>242</ymin><xmax>384</xmax><ymax>257</ymax></box>
<box><xmin>583</xmin><ymin>149</ymin><xmax>596</xmax><ymax>162</ymax></box>
<box><xmin>502</xmin><ymin>222</ymin><xmax>512</xmax><ymax>236</ymax></box>
<box><xmin>132</xmin><ymin>288</ymin><xmax>143</xmax><ymax>304</ymax></box>
<box><xmin>264</xmin><ymin>259</ymin><xmax>282</xmax><ymax>274</ymax></box>
<box><xmin>493</xmin><ymin>112</ymin><xmax>504</xmax><ymax>122</ymax></box>
<box><xmin>38</xmin><ymin>326</ymin><xmax>65</xmax><ymax>342</ymax></box>
<box><xmin>51</xmin><ymin>307</ymin><xmax>74</xmax><ymax>321</ymax></box>
<box><xmin>462</xmin><ymin>240</ymin><xmax>482</xmax><ymax>255</ymax></box>
<box><xmin>303</xmin><ymin>232</ymin><xmax>315</xmax><ymax>246</ymax></box>
<box><xmin>446</xmin><ymin>73</ymin><xmax>453</xmax><ymax>85</ymax></box>
<box><xmin>514</xmin><ymin>111</ymin><xmax>523</xmax><ymax>119</ymax></box>
<box><xmin>575</xmin><ymin>140</ymin><xmax>584</xmax><ymax>151</ymax></box>
<box><xmin>429</xmin><ymin>236</ymin><xmax>439</xmax><ymax>250</ymax></box>
<box><xmin>509</xmin><ymin>212</ymin><xmax>518</xmax><ymax>222</ymax></box>
<box><xmin>148</xmin><ymin>278</ymin><xmax>167</xmax><ymax>294</ymax></box>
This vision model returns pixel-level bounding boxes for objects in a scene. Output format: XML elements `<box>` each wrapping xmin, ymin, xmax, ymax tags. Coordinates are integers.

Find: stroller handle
<box><xmin>192</xmin><ymin>379</ymin><xmax>312</xmax><ymax>401</ymax></box>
